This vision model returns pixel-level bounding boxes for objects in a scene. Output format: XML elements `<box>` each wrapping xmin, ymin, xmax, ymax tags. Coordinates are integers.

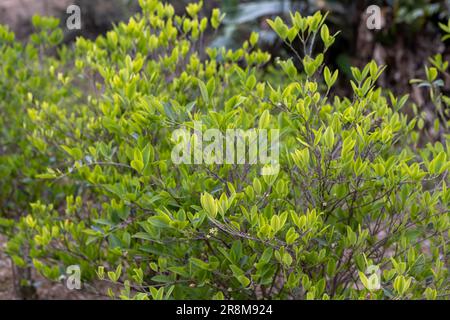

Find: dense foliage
<box><xmin>0</xmin><ymin>0</ymin><xmax>449</xmax><ymax>300</ymax></box>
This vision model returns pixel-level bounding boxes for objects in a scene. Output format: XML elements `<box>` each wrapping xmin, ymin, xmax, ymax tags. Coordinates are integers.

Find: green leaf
<box><xmin>258</xmin><ymin>110</ymin><xmax>271</xmax><ymax>129</ymax></box>
<box><xmin>237</xmin><ymin>275</ymin><xmax>251</xmax><ymax>287</ymax></box>
<box><xmin>322</xmin><ymin>126</ymin><xmax>335</xmax><ymax>149</ymax></box>
<box><xmin>190</xmin><ymin>258</ymin><xmax>211</xmax><ymax>270</ymax></box>
<box><xmin>198</xmin><ymin>79</ymin><xmax>210</xmax><ymax>105</ymax></box>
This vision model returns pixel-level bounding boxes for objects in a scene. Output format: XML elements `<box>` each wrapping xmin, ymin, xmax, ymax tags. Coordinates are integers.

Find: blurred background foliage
<box><xmin>3</xmin><ymin>0</ymin><xmax>449</xmax><ymax>85</ymax></box>
<box><xmin>1</xmin><ymin>0</ymin><xmax>449</xmax><ymax>134</ymax></box>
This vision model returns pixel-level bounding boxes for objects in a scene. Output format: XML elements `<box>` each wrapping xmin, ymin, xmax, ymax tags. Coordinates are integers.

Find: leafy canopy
<box><xmin>0</xmin><ymin>0</ymin><xmax>449</xmax><ymax>300</ymax></box>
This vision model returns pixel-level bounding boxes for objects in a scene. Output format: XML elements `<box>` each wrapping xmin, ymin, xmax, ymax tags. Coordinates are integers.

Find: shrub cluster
<box><xmin>0</xmin><ymin>0</ymin><xmax>449</xmax><ymax>300</ymax></box>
